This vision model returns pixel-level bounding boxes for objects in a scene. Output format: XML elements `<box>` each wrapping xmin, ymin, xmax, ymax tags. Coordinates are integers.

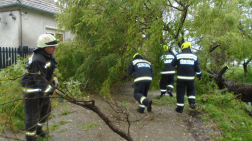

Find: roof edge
<box><xmin>0</xmin><ymin>2</ymin><xmax>58</xmax><ymax>15</ymax></box>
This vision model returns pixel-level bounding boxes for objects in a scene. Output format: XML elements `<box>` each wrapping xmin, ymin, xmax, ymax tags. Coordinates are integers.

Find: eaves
<box><xmin>0</xmin><ymin>2</ymin><xmax>58</xmax><ymax>15</ymax></box>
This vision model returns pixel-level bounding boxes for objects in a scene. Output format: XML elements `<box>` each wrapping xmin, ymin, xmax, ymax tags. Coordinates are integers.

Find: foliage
<box><xmin>55</xmin><ymin>0</ymin><xmax>188</xmax><ymax>96</ymax></box>
<box><xmin>197</xmin><ymin>92</ymin><xmax>252</xmax><ymax>140</ymax></box>
<box><xmin>224</xmin><ymin>66</ymin><xmax>252</xmax><ymax>83</ymax></box>
<box><xmin>0</xmin><ymin>57</ymin><xmax>27</xmax><ymax>131</ymax></box>
<box><xmin>189</xmin><ymin>0</ymin><xmax>252</xmax><ymax>73</ymax></box>
<box><xmin>195</xmin><ymin>73</ymin><xmax>219</xmax><ymax>95</ymax></box>
<box><xmin>55</xmin><ymin>0</ymin><xmax>252</xmax><ymax>97</ymax></box>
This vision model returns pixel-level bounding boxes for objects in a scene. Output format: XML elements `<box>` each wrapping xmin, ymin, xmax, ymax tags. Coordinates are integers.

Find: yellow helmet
<box><xmin>181</xmin><ymin>42</ymin><xmax>191</xmax><ymax>50</ymax></box>
<box><xmin>163</xmin><ymin>45</ymin><xmax>169</xmax><ymax>51</ymax></box>
<box><xmin>133</xmin><ymin>53</ymin><xmax>139</xmax><ymax>58</ymax></box>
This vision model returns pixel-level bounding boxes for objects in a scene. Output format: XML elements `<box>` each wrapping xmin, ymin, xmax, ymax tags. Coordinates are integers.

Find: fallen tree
<box><xmin>1</xmin><ymin>73</ymin><xmax>134</xmax><ymax>141</ymax></box>
<box><xmin>208</xmin><ymin>66</ymin><xmax>252</xmax><ymax>102</ymax></box>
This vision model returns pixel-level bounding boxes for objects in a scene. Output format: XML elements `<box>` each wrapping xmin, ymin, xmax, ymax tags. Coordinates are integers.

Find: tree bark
<box><xmin>208</xmin><ymin>66</ymin><xmax>252</xmax><ymax>102</ymax></box>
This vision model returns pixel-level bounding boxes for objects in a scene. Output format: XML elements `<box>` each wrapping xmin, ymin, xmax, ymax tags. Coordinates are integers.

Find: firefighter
<box><xmin>159</xmin><ymin>45</ymin><xmax>175</xmax><ymax>97</ymax></box>
<box><xmin>21</xmin><ymin>34</ymin><xmax>59</xmax><ymax>141</ymax></box>
<box><xmin>127</xmin><ymin>53</ymin><xmax>153</xmax><ymax>113</ymax></box>
<box><xmin>171</xmin><ymin>42</ymin><xmax>202</xmax><ymax>113</ymax></box>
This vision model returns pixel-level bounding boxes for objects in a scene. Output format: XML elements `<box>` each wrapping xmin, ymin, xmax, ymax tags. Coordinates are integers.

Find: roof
<box><xmin>0</xmin><ymin>0</ymin><xmax>59</xmax><ymax>14</ymax></box>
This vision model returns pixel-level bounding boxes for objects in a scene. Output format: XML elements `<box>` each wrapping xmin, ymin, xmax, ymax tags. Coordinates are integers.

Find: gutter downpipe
<box><xmin>19</xmin><ymin>9</ymin><xmax>22</xmax><ymax>48</ymax></box>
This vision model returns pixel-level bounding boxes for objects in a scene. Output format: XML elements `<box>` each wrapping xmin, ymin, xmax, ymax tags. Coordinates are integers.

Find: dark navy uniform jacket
<box><xmin>127</xmin><ymin>55</ymin><xmax>154</xmax><ymax>82</ymax></box>
<box><xmin>171</xmin><ymin>48</ymin><xmax>201</xmax><ymax>80</ymax></box>
<box><xmin>21</xmin><ymin>48</ymin><xmax>57</xmax><ymax>94</ymax></box>
<box><xmin>160</xmin><ymin>51</ymin><xmax>175</xmax><ymax>75</ymax></box>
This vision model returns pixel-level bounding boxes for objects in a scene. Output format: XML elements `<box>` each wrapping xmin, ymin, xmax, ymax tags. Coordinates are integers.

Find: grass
<box><xmin>224</xmin><ymin>65</ymin><xmax>252</xmax><ymax>83</ymax></box>
<box><xmin>82</xmin><ymin>122</ymin><xmax>99</xmax><ymax>131</ymax></box>
<box><xmin>154</xmin><ymin>92</ymin><xmax>252</xmax><ymax>141</ymax></box>
<box><xmin>196</xmin><ymin>93</ymin><xmax>252</xmax><ymax>140</ymax></box>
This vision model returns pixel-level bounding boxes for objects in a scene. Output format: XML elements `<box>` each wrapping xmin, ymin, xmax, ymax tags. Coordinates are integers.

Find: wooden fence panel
<box><xmin>0</xmin><ymin>46</ymin><xmax>34</xmax><ymax>69</ymax></box>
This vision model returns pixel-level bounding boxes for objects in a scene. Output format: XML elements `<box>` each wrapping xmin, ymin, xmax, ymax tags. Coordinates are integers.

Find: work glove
<box><xmin>53</xmin><ymin>77</ymin><xmax>59</xmax><ymax>87</ymax></box>
<box><xmin>196</xmin><ymin>72</ymin><xmax>202</xmax><ymax>80</ymax></box>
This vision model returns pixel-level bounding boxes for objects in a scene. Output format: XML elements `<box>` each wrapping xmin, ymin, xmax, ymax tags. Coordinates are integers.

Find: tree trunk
<box><xmin>208</xmin><ymin>66</ymin><xmax>252</xmax><ymax>102</ymax></box>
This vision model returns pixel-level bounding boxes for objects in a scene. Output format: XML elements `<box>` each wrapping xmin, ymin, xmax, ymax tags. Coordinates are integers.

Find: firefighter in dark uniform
<box><xmin>159</xmin><ymin>45</ymin><xmax>175</xmax><ymax>97</ymax></box>
<box><xmin>127</xmin><ymin>53</ymin><xmax>153</xmax><ymax>113</ymax></box>
<box><xmin>171</xmin><ymin>42</ymin><xmax>202</xmax><ymax>113</ymax></box>
<box><xmin>21</xmin><ymin>34</ymin><xmax>59</xmax><ymax>141</ymax></box>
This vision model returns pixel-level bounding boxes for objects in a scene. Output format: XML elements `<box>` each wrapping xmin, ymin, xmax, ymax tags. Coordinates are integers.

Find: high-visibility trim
<box><xmin>188</xmin><ymin>96</ymin><xmax>196</xmax><ymax>99</ymax></box>
<box><xmin>134</xmin><ymin>77</ymin><xmax>152</xmax><ymax>82</ymax></box>
<box><xmin>26</xmin><ymin>130</ymin><xmax>36</xmax><ymax>136</ymax></box>
<box><xmin>140</xmin><ymin>96</ymin><xmax>146</xmax><ymax>104</ymax></box>
<box><xmin>139</xmin><ymin>104</ymin><xmax>145</xmax><ymax>107</ymax></box>
<box><xmin>177</xmin><ymin>54</ymin><xmax>197</xmax><ymax>61</ymax></box>
<box><xmin>177</xmin><ymin>76</ymin><xmax>195</xmax><ymax>80</ymax></box>
<box><xmin>44</xmin><ymin>61</ymin><xmax>51</xmax><ymax>69</ymax></box>
<box><xmin>160</xmin><ymin>89</ymin><xmax>167</xmax><ymax>92</ymax></box>
<box><xmin>161</xmin><ymin>54</ymin><xmax>174</xmax><ymax>60</ymax></box>
<box><xmin>165</xmin><ymin>54</ymin><xmax>174</xmax><ymax>59</ymax></box>
<box><xmin>37</xmin><ymin>122</ymin><xmax>45</xmax><ymax>127</ymax></box>
<box><xmin>167</xmin><ymin>85</ymin><xmax>174</xmax><ymax>88</ymax></box>
<box><xmin>44</xmin><ymin>85</ymin><xmax>52</xmax><ymax>93</ymax></box>
<box><xmin>177</xmin><ymin>103</ymin><xmax>184</xmax><ymax>106</ymax></box>
<box><xmin>28</xmin><ymin>54</ymin><xmax>34</xmax><ymax>65</ymax></box>
<box><xmin>196</xmin><ymin>72</ymin><xmax>201</xmax><ymax>75</ymax></box>
<box><xmin>160</xmin><ymin>71</ymin><xmax>175</xmax><ymax>74</ymax></box>
<box><xmin>22</xmin><ymin>87</ymin><xmax>42</xmax><ymax>93</ymax></box>
<box><xmin>133</xmin><ymin>59</ymin><xmax>151</xmax><ymax>65</ymax></box>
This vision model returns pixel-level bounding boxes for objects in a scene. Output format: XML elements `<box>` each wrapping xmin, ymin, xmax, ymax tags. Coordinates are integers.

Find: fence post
<box><xmin>3</xmin><ymin>47</ymin><xmax>5</xmax><ymax>68</ymax></box>
<box><xmin>9</xmin><ymin>47</ymin><xmax>11</xmax><ymax>66</ymax></box>
<box><xmin>14</xmin><ymin>48</ymin><xmax>17</xmax><ymax>64</ymax></box>
<box><xmin>0</xmin><ymin>47</ymin><xmax>2</xmax><ymax>69</ymax></box>
<box><xmin>12</xmin><ymin>47</ymin><xmax>14</xmax><ymax>65</ymax></box>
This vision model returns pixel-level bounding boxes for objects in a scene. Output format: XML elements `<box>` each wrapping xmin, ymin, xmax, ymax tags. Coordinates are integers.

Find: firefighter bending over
<box><xmin>127</xmin><ymin>53</ymin><xmax>153</xmax><ymax>113</ymax></box>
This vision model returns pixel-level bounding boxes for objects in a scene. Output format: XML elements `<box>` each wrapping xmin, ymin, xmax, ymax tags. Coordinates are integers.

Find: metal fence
<box><xmin>0</xmin><ymin>46</ymin><xmax>34</xmax><ymax>69</ymax></box>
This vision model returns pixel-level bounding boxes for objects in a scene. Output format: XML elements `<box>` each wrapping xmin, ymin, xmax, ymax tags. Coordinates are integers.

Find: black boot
<box><xmin>167</xmin><ymin>89</ymin><xmax>173</xmax><ymax>97</ymax></box>
<box><xmin>190</xmin><ymin>103</ymin><xmax>196</xmax><ymax>109</ymax></box>
<box><xmin>175</xmin><ymin>106</ymin><xmax>183</xmax><ymax>113</ymax></box>
<box><xmin>26</xmin><ymin>136</ymin><xmax>37</xmax><ymax>141</ymax></box>
<box><xmin>142</xmin><ymin>98</ymin><xmax>152</xmax><ymax>112</ymax></box>
<box><xmin>160</xmin><ymin>93</ymin><xmax>165</xmax><ymax>97</ymax></box>
<box><xmin>36</xmin><ymin>127</ymin><xmax>47</xmax><ymax>138</ymax></box>
<box><xmin>137</xmin><ymin>106</ymin><xmax>145</xmax><ymax>113</ymax></box>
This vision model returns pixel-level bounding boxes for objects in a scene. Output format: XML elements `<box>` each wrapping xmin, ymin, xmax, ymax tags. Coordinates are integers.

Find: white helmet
<box><xmin>37</xmin><ymin>34</ymin><xmax>58</xmax><ymax>48</ymax></box>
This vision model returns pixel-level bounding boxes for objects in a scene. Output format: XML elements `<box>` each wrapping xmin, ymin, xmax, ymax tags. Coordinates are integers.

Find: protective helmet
<box><xmin>133</xmin><ymin>53</ymin><xmax>139</xmax><ymax>58</ymax></box>
<box><xmin>37</xmin><ymin>34</ymin><xmax>58</xmax><ymax>48</ymax></box>
<box><xmin>163</xmin><ymin>45</ymin><xmax>169</xmax><ymax>51</ymax></box>
<box><xmin>181</xmin><ymin>42</ymin><xmax>191</xmax><ymax>50</ymax></box>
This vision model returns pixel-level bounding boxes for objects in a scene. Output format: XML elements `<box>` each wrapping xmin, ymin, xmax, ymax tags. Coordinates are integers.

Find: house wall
<box><xmin>0</xmin><ymin>11</ymin><xmax>20</xmax><ymax>47</ymax></box>
<box><xmin>21</xmin><ymin>9</ymin><xmax>57</xmax><ymax>48</ymax></box>
<box><xmin>0</xmin><ymin>7</ymin><xmax>75</xmax><ymax>48</ymax></box>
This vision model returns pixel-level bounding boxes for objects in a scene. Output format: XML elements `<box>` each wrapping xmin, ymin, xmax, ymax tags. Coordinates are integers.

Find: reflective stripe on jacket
<box><xmin>160</xmin><ymin>52</ymin><xmax>175</xmax><ymax>75</ymax></box>
<box><xmin>21</xmin><ymin>48</ymin><xmax>57</xmax><ymax>94</ymax></box>
<box><xmin>127</xmin><ymin>58</ymin><xmax>153</xmax><ymax>82</ymax></box>
<box><xmin>171</xmin><ymin>48</ymin><xmax>201</xmax><ymax>80</ymax></box>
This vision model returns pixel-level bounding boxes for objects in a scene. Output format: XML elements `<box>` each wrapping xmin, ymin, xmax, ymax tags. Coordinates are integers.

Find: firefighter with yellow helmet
<box><xmin>159</xmin><ymin>45</ymin><xmax>175</xmax><ymax>97</ymax></box>
<box><xmin>171</xmin><ymin>42</ymin><xmax>202</xmax><ymax>113</ymax></box>
<box><xmin>127</xmin><ymin>53</ymin><xmax>153</xmax><ymax>113</ymax></box>
<box><xmin>21</xmin><ymin>34</ymin><xmax>59</xmax><ymax>141</ymax></box>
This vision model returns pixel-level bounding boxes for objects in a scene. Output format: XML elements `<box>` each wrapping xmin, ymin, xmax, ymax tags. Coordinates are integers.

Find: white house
<box><xmin>0</xmin><ymin>0</ymin><xmax>74</xmax><ymax>48</ymax></box>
